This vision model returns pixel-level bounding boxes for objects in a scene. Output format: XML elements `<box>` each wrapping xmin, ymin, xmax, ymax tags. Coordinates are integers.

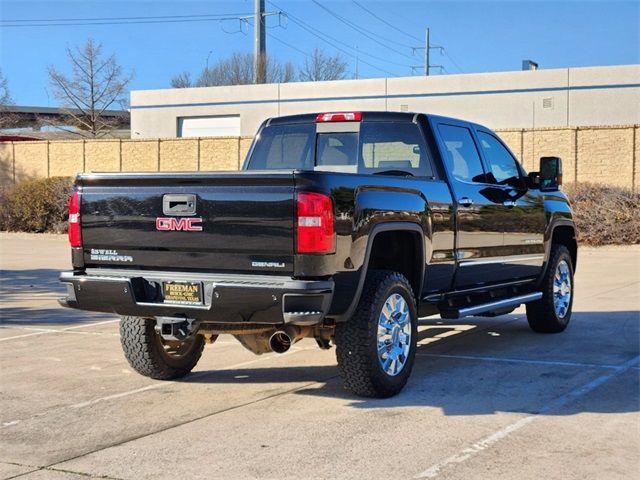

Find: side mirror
<box><xmin>539</xmin><ymin>156</ymin><xmax>562</xmax><ymax>191</ymax></box>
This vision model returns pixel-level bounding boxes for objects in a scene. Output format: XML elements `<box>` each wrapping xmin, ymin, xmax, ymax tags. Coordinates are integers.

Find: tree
<box><xmin>298</xmin><ymin>48</ymin><xmax>347</xmax><ymax>82</ymax></box>
<box><xmin>48</xmin><ymin>38</ymin><xmax>133</xmax><ymax>137</ymax></box>
<box><xmin>170</xmin><ymin>52</ymin><xmax>295</xmax><ymax>88</ymax></box>
<box><xmin>170</xmin><ymin>71</ymin><xmax>193</xmax><ymax>89</ymax></box>
<box><xmin>0</xmin><ymin>69</ymin><xmax>12</xmax><ymax>105</ymax></box>
<box><xmin>0</xmin><ymin>69</ymin><xmax>18</xmax><ymax>129</ymax></box>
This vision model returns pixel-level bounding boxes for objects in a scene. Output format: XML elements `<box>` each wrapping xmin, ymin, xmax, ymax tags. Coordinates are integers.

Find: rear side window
<box><xmin>438</xmin><ymin>124</ymin><xmax>486</xmax><ymax>183</ymax></box>
<box><xmin>247</xmin><ymin>124</ymin><xmax>314</xmax><ymax>169</ymax></box>
<box><xmin>477</xmin><ymin>131</ymin><xmax>522</xmax><ymax>186</ymax></box>
<box><xmin>359</xmin><ymin>122</ymin><xmax>433</xmax><ymax>177</ymax></box>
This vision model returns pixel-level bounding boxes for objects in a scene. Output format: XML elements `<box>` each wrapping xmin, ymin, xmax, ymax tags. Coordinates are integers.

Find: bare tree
<box><xmin>171</xmin><ymin>71</ymin><xmax>193</xmax><ymax>88</ymax></box>
<box><xmin>0</xmin><ymin>69</ymin><xmax>12</xmax><ymax>105</ymax></box>
<box><xmin>171</xmin><ymin>52</ymin><xmax>295</xmax><ymax>88</ymax></box>
<box><xmin>0</xmin><ymin>69</ymin><xmax>18</xmax><ymax>129</ymax></box>
<box><xmin>48</xmin><ymin>38</ymin><xmax>133</xmax><ymax>137</ymax></box>
<box><xmin>298</xmin><ymin>48</ymin><xmax>347</xmax><ymax>82</ymax></box>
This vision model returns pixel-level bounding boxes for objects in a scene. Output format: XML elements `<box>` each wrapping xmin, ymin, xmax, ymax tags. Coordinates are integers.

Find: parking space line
<box><xmin>413</xmin><ymin>355</ymin><xmax>640</xmax><ymax>479</ymax></box>
<box><xmin>1</xmin><ymin>346</ymin><xmax>315</xmax><ymax>428</ymax></box>
<box><xmin>415</xmin><ymin>353</ymin><xmax>622</xmax><ymax>370</ymax></box>
<box><xmin>0</xmin><ymin>319</ymin><xmax>119</xmax><ymax>342</ymax></box>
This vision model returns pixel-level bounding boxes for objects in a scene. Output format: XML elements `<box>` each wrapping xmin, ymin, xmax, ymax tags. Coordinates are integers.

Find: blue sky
<box><xmin>1</xmin><ymin>0</ymin><xmax>638</xmax><ymax>106</ymax></box>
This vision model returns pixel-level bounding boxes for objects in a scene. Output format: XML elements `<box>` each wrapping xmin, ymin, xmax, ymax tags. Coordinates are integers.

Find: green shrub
<box><xmin>565</xmin><ymin>182</ymin><xmax>640</xmax><ymax>246</ymax></box>
<box><xmin>0</xmin><ymin>177</ymin><xmax>74</xmax><ymax>233</ymax></box>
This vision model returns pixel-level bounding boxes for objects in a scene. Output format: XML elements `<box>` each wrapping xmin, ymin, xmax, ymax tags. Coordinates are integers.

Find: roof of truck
<box><xmin>267</xmin><ymin>111</ymin><xmax>481</xmax><ymax>128</ymax></box>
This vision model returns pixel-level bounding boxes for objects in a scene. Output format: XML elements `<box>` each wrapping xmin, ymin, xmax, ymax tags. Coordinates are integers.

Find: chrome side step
<box><xmin>442</xmin><ymin>292</ymin><xmax>543</xmax><ymax>319</ymax></box>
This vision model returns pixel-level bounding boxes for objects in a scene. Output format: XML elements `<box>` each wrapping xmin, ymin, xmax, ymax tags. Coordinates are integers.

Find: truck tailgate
<box><xmin>78</xmin><ymin>172</ymin><xmax>295</xmax><ymax>275</ymax></box>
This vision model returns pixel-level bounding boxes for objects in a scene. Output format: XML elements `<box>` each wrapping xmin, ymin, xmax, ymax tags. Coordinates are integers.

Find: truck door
<box><xmin>434</xmin><ymin>120</ymin><xmax>511</xmax><ymax>288</ymax></box>
<box><xmin>474</xmin><ymin>129</ymin><xmax>545</xmax><ymax>280</ymax></box>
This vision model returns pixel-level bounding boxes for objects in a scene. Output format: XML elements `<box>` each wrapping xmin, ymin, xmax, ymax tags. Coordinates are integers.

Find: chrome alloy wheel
<box><xmin>553</xmin><ymin>260</ymin><xmax>572</xmax><ymax>318</ymax></box>
<box><xmin>377</xmin><ymin>293</ymin><xmax>412</xmax><ymax>376</ymax></box>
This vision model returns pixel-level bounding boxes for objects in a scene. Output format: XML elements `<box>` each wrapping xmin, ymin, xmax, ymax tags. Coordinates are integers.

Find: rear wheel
<box><xmin>526</xmin><ymin>244</ymin><xmax>574</xmax><ymax>333</ymax></box>
<box><xmin>335</xmin><ymin>270</ymin><xmax>417</xmax><ymax>398</ymax></box>
<box><xmin>120</xmin><ymin>316</ymin><xmax>205</xmax><ymax>379</ymax></box>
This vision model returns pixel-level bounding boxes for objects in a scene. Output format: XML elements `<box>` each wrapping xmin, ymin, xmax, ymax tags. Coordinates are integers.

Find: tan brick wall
<box><xmin>239</xmin><ymin>137</ymin><xmax>254</xmax><ymax>167</ymax></box>
<box><xmin>49</xmin><ymin>141</ymin><xmax>84</xmax><ymax>177</ymax></box>
<box><xmin>13</xmin><ymin>142</ymin><xmax>48</xmax><ymax>182</ymax></box>
<box><xmin>121</xmin><ymin>139</ymin><xmax>158</xmax><ymax>172</ymax></box>
<box><xmin>159</xmin><ymin>139</ymin><xmax>198</xmax><ymax>172</ymax></box>
<box><xmin>1</xmin><ymin>128</ymin><xmax>637</xmax><ymax>190</ymax></box>
<box><xmin>576</xmin><ymin>127</ymin><xmax>634</xmax><ymax>188</ymax></box>
<box><xmin>200</xmin><ymin>137</ymin><xmax>240</xmax><ymax>171</ymax></box>
<box><xmin>85</xmin><ymin>140</ymin><xmax>121</xmax><ymax>173</ymax></box>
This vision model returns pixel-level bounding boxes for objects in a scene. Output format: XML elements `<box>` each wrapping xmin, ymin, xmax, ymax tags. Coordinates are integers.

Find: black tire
<box><xmin>335</xmin><ymin>270</ymin><xmax>418</xmax><ymax>398</ymax></box>
<box><xmin>120</xmin><ymin>316</ymin><xmax>205</xmax><ymax>380</ymax></box>
<box><xmin>526</xmin><ymin>244</ymin><xmax>574</xmax><ymax>333</ymax></box>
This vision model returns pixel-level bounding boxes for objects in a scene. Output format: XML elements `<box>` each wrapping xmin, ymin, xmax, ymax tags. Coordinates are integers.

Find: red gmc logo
<box><xmin>156</xmin><ymin>217</ymin><xmax>203</xmax><ymax>232</ymax></box>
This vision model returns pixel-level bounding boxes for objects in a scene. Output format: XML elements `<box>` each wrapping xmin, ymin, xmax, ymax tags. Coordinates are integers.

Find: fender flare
<box><xmin>538</xmin><ymin>219</ymin><xmax>578</xmax><ymax>283</ymax></box>
<box><xmin>336</xmin><ymin>222</ymin><xmax>426</xmax><ymax>322</ymax></box>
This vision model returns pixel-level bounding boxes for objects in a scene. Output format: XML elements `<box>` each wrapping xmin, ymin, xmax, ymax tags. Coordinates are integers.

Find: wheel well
<box><xmin>552</xmin><ymin>225</ymin><xmax>578</xmax><ymax>270</ymax></box>
<box><xmin>368</xmin><ymin>230</ymin><xmax>423</xmax><ymax>299</ymax></box>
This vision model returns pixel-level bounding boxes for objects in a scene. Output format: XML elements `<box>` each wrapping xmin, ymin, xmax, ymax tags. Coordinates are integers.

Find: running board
<box><xmin>441</xmin><ymin>292</ymin><xmax>543</xmax><ymax>319</ymax></box>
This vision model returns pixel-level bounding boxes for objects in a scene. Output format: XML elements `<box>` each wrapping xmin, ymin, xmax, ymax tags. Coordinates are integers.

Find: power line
<box><xmin>351</xmin><ymin>2</ymin><xmax>466</xmax><ymax>75</ymax></box>
<box><xmin>0</xmin><ymin>12</ymin><xmax>252</xmax><ymax>23</ymax></box>
<box><xmin>0</xmin><ymin>16</ymin><xmax>254</xmax><ymax>28</ymax></box>
<box><xmin>267</xmin><ymin>32</ymin><xmax>312</xmax><ymax>58</ymax></box>
<box><xmin>268</xmin><ymin>1</ymin><xmax>401</xmax><ymax>76</ymax></box>
<box><xmin>311</xmin><ymin>0</ymin><xmax>416</xmax><ymax>59</ymax></box>
<box><xmin>352</xmin><ymin>1</ymin><xmax>422</xmax><ymax>43</ymax></box>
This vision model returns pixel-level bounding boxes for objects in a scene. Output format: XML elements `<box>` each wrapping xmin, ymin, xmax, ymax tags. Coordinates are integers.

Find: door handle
<box><xmin>503</xmin><ymin>200</ymin><xmax>517</xmax><ymax>208</ymax></box>
<box><xmin>458</xmin><ymin>197</ymin><xmax>474</xmax><ymax>207</ymax></box>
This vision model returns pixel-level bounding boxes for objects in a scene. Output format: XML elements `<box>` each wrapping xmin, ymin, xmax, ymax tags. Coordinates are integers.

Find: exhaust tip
<box><xmin>269</xmin><ymin>331</ymin><xmax>292</xmax><ymax>354</ymax></box>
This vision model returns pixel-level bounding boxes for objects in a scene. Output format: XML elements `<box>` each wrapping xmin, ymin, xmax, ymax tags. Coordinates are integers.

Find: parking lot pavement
<box><xmin>0</xmin><ymin>232</ymin><xmax>638</xmax><ymax>480</ymax></box>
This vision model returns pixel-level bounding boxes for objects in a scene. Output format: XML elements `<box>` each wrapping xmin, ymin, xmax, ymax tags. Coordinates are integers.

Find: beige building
<box><xmin>130</xmin><ymin>64</ymin><xmax>640</xmax><ymax>138</ymax></box>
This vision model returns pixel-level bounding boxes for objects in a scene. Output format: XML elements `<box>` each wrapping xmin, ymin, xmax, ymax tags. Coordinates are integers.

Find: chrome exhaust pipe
<box><xmin>269</xmin><ymin>326</ymin><xmax>310</xmax><ymax>354</ymax></box>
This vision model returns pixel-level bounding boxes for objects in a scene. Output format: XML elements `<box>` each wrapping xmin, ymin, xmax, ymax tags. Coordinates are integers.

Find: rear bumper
<box><xmin>59</xmin><ymin>270</ymin><xmax>334</xmax><ymax>326</ymax></box>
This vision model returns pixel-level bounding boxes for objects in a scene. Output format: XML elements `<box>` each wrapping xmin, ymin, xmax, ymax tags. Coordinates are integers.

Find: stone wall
<box><xmin>1</xmin><ymin>126</ymin><xmax>638</xmax><ymax>190</ymax></box>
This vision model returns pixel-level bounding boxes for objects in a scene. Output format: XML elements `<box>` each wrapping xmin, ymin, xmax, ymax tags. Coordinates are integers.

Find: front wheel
<box><xmin>120</xmin><ymin>316</ymin><xmax>205</xmax><ymax>380</ymax></box>
<box><xmin>335</xmin><ymin>270</ymin><xmax>418</xmax><ymax>398</ymax></box>
<box><xmin>526</xmin><ymin>244</ymin><xmax>574</xmax><ymax>333</ymax></box>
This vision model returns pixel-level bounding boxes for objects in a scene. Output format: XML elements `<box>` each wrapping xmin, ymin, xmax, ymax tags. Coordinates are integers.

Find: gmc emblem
<box><xmin>156</xmin><ymin>217</ymin><xmax>203</xmax><ymax>232</ymax></box>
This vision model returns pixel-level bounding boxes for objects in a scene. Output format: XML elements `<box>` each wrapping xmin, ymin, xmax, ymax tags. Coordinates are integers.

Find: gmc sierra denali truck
<box><xmin>60</xmin><ymin>111</ymin><xmax>577</xmax><ymax>398</ymax></box>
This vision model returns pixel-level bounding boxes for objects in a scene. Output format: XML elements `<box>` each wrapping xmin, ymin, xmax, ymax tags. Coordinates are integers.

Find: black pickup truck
<box><xmin>60</xmin><ymin>111</ymin><xmax>577</xmax><ymax>398</ymax></box>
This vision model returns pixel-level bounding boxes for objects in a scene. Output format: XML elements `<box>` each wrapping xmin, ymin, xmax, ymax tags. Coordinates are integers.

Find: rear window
<box><xmin>247</xmin><ymin>121</ymin><xmax>433</xmax><ymax>177</ymax></box>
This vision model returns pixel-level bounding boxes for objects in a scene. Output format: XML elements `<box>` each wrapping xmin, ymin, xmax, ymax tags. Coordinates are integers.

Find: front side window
<box><xmin>477</xmin><ymin>131</ymin><xmax>522</xmax><ymax>186</ymax></box>
<box><xmin>438</xmin><ymin>124</ymin><xmax>486</xmax><ymax>183</ymax></box>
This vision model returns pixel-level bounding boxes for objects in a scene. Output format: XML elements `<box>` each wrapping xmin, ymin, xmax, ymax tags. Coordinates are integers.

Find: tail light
<box><xmin>68</xmin><ymin>190</ymin><xmax>82</xmax><ymax>247</ymax></box>
<box><xmin>296</xmin><ymin>191</ymin><xmax>335</xmax><ymax>254</ymax></box>
<box><xmin>315</xmin><ymin>112</ymin><xmax>362</xmax><ymax>122</ymax></box>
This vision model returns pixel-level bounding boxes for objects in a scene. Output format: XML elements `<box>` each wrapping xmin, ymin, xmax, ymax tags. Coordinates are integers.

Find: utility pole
<box><xmin>412</xmin><ymin>27</ymin><xmax>443</xmax><ymax>76</ymax></box>
<box><xmin>355</xmin><ymin>46</ymin><xmax>359</xmax><ymax>80</ymax></box>
<box><xmin>425</xmin><ymin>28</ymin><xmax>429</xmax><ymax>76</ymax></box>
<box><xmin>254</xmin><ymin>0</ymin><xmax>266</xmax><ymax>84</ymax></box>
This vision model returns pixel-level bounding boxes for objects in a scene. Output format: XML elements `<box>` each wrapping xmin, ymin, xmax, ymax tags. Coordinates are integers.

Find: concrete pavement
<box><xmin>0</xmin><ymin>233</ymin><xmax>638</xmax><ymax>479</ymax></box>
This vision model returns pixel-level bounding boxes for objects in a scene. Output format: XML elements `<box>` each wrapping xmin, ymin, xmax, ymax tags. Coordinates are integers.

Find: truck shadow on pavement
<box><xmin>0</xmin><ymin>268</ymin><xmax>114</xmax><ymax>325</ymax></box>
<box><xmin>184</xmin><ymin>310</ymin><xmax>639</xmax><ymax>416</ymax></box>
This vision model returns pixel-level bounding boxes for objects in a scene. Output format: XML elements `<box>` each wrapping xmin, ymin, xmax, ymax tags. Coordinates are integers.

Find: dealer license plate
<box><xmin>163</xmin><ymin>281</ymin><xmax>203</xmax><ymax>305</ymax></box>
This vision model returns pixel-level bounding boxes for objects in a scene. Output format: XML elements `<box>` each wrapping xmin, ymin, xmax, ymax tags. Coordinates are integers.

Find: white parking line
<box><xmin>416</xmin><ymin>353</ymin><xmax>622</xmax><ymax>370</ymax></box>
<box><xmin>413</xmin><ymin>355</ymin><xmax>640</xmax><ymax>479</ymax></box>
<box><xmin>0</xmin><ymin>319</ymin><xmax>119</xmax><ymax>342</ymax></box>
<box><xmin>1</xmin><ymin>346</ymin><xmax>313</xmax><ymax>428</ymax></box>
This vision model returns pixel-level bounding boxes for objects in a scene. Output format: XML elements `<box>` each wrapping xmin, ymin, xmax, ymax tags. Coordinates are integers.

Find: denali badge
<box><xmin>156</xmin><ymin>217</ymin><xmax>203</xmax><ymax>231</ymax></box>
